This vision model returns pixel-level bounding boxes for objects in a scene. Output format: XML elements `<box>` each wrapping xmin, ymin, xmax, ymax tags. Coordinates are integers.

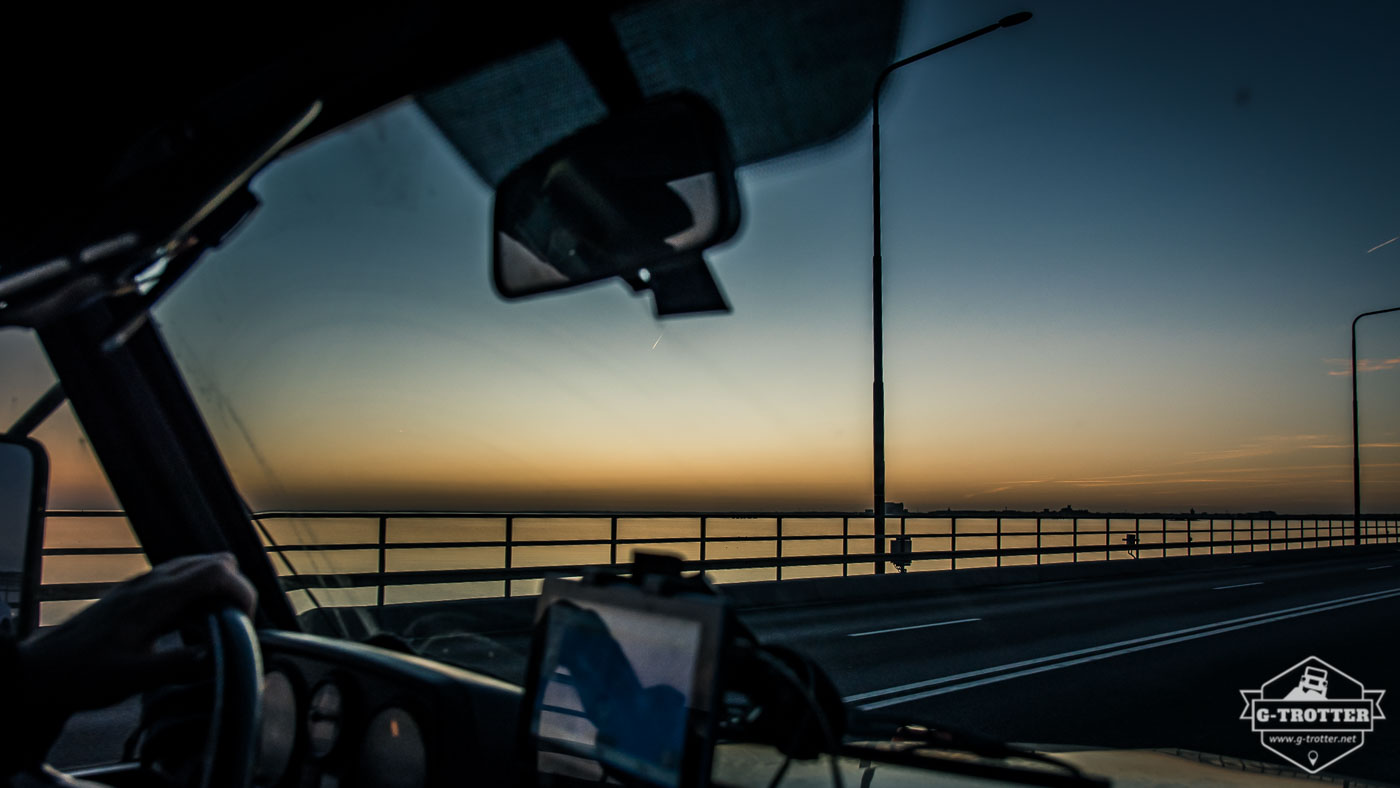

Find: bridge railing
<box><xmin>35</xmin><ymin>510</ymin><xmax>1400</xmax><ymax>622</ymax></box>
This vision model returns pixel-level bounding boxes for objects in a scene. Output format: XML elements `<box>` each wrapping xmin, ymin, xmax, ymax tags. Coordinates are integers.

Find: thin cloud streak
<box><xmin>1325</xmin><ymin>357</ymin><xmax>1400</xmax><ymax>376</ymax></box>
<box><xmin>1306</xmin><ymin>442</ymin><xmax>1400</xmax><ymax>450</ymax></box>
<box><xmin>1366</xmin><ymin>235</ymin><xmax>1398</xmax><ymax>254</ymax></box>
<box><xmin>965</xmin><ymin>463</ymin><xmax>1400</xmax><ymax>493</ymax></box>
<box><xmin>1179</xmin><ymin>434</ymin><xmax>1334</xmax><ymax>464</ymax></box>
<box><xmin>966</xmin><ymin>479</ymin><xmax>1053</xmax><ymax>497</ymax></box>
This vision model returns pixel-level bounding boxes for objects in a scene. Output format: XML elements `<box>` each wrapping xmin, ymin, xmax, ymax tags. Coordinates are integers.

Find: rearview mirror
<box><xmin>493</xmin><ymin>92</ymin><xmax>741</xmax><ymax>315</ymax></box>
<box><xmin>0</xmin><ymin>436</ymin><xmax>48</xmax><ymax>637</ymax></box>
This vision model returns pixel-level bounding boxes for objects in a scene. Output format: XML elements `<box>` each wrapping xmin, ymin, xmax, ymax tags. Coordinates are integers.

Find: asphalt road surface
<box><xmin>47</xmin><ymin>547</ymin><xmax>1400</xmax><ymax>784</ymax></box>
<box><xmin>743</xmin><ymin>548</ymin><xmax>1400</xmax><ymax>783</ymax></box>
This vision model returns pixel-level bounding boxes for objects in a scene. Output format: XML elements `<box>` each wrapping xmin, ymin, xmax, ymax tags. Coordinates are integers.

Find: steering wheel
<box><xmin>199</xmin><ymin>607</ymin><xmax>263</xmax><ymax>788</ymax></box>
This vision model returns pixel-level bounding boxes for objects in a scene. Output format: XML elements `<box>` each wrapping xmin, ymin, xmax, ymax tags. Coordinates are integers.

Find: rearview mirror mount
<box><xmin>0</xmin><ymin>436</ymin><xmax>48</xmax><ymax>637</ymax></box>
<box><xmin>492</xmin><ymin>92</ymin><xmax>741</xmax><ymax>316</ymax></box>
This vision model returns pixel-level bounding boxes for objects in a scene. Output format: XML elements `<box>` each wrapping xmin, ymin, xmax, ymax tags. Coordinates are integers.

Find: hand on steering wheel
<box><xmin>9</xmin><ymin>553</ymin><xmax>260</xmax><ymax>786</ymax></box>
<box><xmin>18</xmin><ymin>553</ymin><xmax>256</xmax><ymax>712</ymax></box>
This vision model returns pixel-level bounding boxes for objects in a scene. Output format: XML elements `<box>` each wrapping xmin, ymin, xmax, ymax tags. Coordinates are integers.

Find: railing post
<box><xmin>699</xmin><ymin>516</ymin><xmax>707</xmax><ymax>565</ymax></box>
<box><xmin>1209</xmin><ymin>519</ymin><xmax>1214</xmax><ymax>555</ymax></box>
<box><xmin>610</xmin><ymin>516</ymin><xmax>618</xmax><ymax>566</ymax></box>
<box><xmin>950</xmin><ymin>517</ymin><xmax>957</xmax><ymax>570</ymax></box>
<box><xmin>1105</xmin><ymin>517</ymin><xmax>1110</xmax><ymax>562</ymax></box>
<box><xmin>1072</xmin><ymin>518</ymin><xmax>1078</xmax><ymax>563</ymax></box>
<box><xmin>504</xmin><ymin>516</ymin><xmax>513</xmax><ymax>598</ymax></box>
<box><xmin>1134</xmin><ymin>517</ymin><xmax>1140</xmax><ymax>559</ymax></box>
<box><xmin>1035</xmin><ymin>517</ymin><xmax>1041</xmax><ymax>565</ymax></box>
<box><xmin>1161</xmin><ymin>518</ymin><xmax>1167</xmax><ymax>558</ymax></box>
<box><xmin>377</xmin><ymin>516</ymin><xmax>388</xmax><ymax>608</ymax></box>
<box><xmin>996</xmin><ymin>517</ymin><xmax>1002</xmax><ymax>567</ymax></box>
<box><xmin>776</xmin><ymin>517</ymin><xmax>783</xmax><ymax>581</ymax></box>
<box><xmin>1230</xmin><ymin>518</ymin><xmax>1236</xmax><ymax>554</ymax></box>
<box><xmin>842</xmin><ymin>517</ymin><xmax>848</xmax><ymax>577</ymax></box>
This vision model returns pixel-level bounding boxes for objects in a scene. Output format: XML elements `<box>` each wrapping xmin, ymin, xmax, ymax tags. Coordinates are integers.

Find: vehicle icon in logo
<box><xmin>1284</xmin><ymin>666</ymin><xmax>1329</xmax><ymax>701</ymax></box>
<box><xmin>1240</xmin><ymin>657</ymin><xmax>1385</xmax><ymax>774</ymax></box>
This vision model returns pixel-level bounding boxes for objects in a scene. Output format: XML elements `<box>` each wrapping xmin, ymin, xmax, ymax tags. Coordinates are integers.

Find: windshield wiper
<box><xmin>844</xmin><ymin>713</ymin><xmax>1108</xmax><ymax>788</ymax></box>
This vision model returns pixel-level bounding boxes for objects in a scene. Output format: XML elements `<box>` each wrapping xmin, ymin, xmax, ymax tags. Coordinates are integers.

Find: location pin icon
<box><xmin>1308</xmin><ymin>751</ymin><xmax>1319</xmax><ymax>766</ymax></box>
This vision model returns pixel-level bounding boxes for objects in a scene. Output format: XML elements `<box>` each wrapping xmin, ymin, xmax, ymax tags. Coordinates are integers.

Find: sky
<box><xmin>2</xmin><ymin>0</ymin><xmax>1397</xmax><ymax>515</ymax></box>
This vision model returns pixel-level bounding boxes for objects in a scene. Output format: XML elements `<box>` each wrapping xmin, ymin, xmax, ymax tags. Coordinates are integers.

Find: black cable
<box><xmin>752</xmin><ymin>648</ymin><xmax>845</xmax><ymax>788</ymax></box>
<box><xmin>5</xmin><ymin>383</ymin><xmax>66</xmax><ymax>437</ymax></box>
<box><xmin>849</xmin><ymin>711</ymin><xmax>1089</xmax><ymax>780</ymax></box>
<box><xmin>766</xmin><ymin>756</ymin><xmax>792</xmax><ymax>788</ymax></box>
<box><xmin>250</xmin><ymin>515</ymin><xmax>341</xmax><ymax>636</ymax></box>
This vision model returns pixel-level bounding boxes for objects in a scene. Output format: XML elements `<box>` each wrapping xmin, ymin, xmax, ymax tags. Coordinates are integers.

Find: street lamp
<box><xmin>1351</xmin><ymin>305</ymin><xmax>1400</xmax><ymax>545</ymax></box>
<box><xmin>871</xmin><ymin>12</ymin><xmax>1032</xmax><ymax>573</ymax></box>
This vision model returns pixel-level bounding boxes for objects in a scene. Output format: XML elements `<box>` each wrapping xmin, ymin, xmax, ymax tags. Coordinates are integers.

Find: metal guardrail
<box><xmin>36</xmin><ymin>510</ymin><xmax>1400</xmax><ymax>612</ymax></box>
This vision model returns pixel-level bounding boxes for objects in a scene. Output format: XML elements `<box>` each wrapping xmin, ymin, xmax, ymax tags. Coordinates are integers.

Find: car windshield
<box><xmin>16</xmin><ymin>0</ymin><xmax>1399</xmax><ymax>781</ymax></box>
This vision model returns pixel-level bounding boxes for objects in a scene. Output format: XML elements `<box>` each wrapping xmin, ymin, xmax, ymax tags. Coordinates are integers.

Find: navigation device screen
<box><xmin>531</xmin><ymin>597</ymin><xmax>703</xmax><ymax>788</ymax></box>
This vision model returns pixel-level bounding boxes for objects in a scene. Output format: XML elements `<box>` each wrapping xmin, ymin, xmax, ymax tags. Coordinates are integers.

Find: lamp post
<box><xmin>871</xmin><ymin>12</ymin><xmax>1032</xmax><ymax>573</ymax></box>
<box><xmin>1352</xmin><ymin>305</ymin><xmax>1400</xmax><ymax>545</ymax></box>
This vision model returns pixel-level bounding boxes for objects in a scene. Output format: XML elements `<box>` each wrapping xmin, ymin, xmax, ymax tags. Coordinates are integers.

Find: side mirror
<box><xmin>492</xmin><ymin>92</ymin><xmax>741</xmax><ymax>316</ymax></box>
<box><xmin>0</xmin><ymin>436</ymin><xmax>48</xmax><ymax>637</ymax></box>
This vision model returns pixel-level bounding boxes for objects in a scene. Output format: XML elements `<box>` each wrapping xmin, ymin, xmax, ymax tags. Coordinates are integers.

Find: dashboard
<box><xmin>255</xmin><ymin>631</ymin><xmax>522</xmax><ymax>788</ymax></box>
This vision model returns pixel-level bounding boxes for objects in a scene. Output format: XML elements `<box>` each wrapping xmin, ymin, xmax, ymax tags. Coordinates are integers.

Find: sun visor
<box><xmin>417</xmin><ymin>0</ymin><xmax>904</xmax><ymax>186</ymax></box>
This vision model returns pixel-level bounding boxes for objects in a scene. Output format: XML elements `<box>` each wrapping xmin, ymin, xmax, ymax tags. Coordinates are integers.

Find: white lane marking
<box><xmin>1214</xmin><ymin>581</ymin><xmax>1264</xmax><ymax>590</ymax></box>
<box><xmin>1368</xmin><ymin>565</ymin><xmax>1393</xmax><ymax>571</ymax></box>
<box><xmin>848</xmin><ymin>618</ymin><xmax>981</xmax><ymax>638</ymax></box>
<box><xmin>844</xmin><ymin>585</ymin><xmax>1400</xmax><ymax>704</ymax></box>
<box><xmin>853</xmin><ymin>587</ymin><xmax>1400</xmax><ymax>710</ymax></box>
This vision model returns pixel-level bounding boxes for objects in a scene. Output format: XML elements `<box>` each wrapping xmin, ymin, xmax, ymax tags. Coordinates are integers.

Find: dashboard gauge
<box><xmin>308</xmin><ymin>681</ymin><xmax>345</xmax><ymax>759</ymax></box>
<box><xmin>256</xmin><ymin>671</ymin><xmax>298</xmax><ymax>786</ymax></box>
<box><xmin>357</xmin><ymin>707</ymin><xmax>427</xmax><ymax>788</ymax></box>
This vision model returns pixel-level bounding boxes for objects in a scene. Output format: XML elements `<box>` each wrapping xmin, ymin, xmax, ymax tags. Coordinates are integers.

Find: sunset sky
<box><xmin>3</xmin><ymin>0</ymin><xmax>1397</xmax><ymax>516</ymax></box>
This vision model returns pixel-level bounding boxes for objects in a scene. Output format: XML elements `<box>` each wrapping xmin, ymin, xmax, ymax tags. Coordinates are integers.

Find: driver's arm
<box><xmin>0</xmin><ymin>553</ymin><xmax>256</xmax><ymax>777</ymax></box>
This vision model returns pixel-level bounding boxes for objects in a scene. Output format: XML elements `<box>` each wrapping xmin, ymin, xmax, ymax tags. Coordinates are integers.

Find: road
<box><xmin>742</xmin><ymin>548</ymin><xmax>1400</xmax><ymax>783</ymax></box>
<box><xmin>46</xmin><ymin>548</ymin><xmax>1400</xmax><ymax>783</ymax></box>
